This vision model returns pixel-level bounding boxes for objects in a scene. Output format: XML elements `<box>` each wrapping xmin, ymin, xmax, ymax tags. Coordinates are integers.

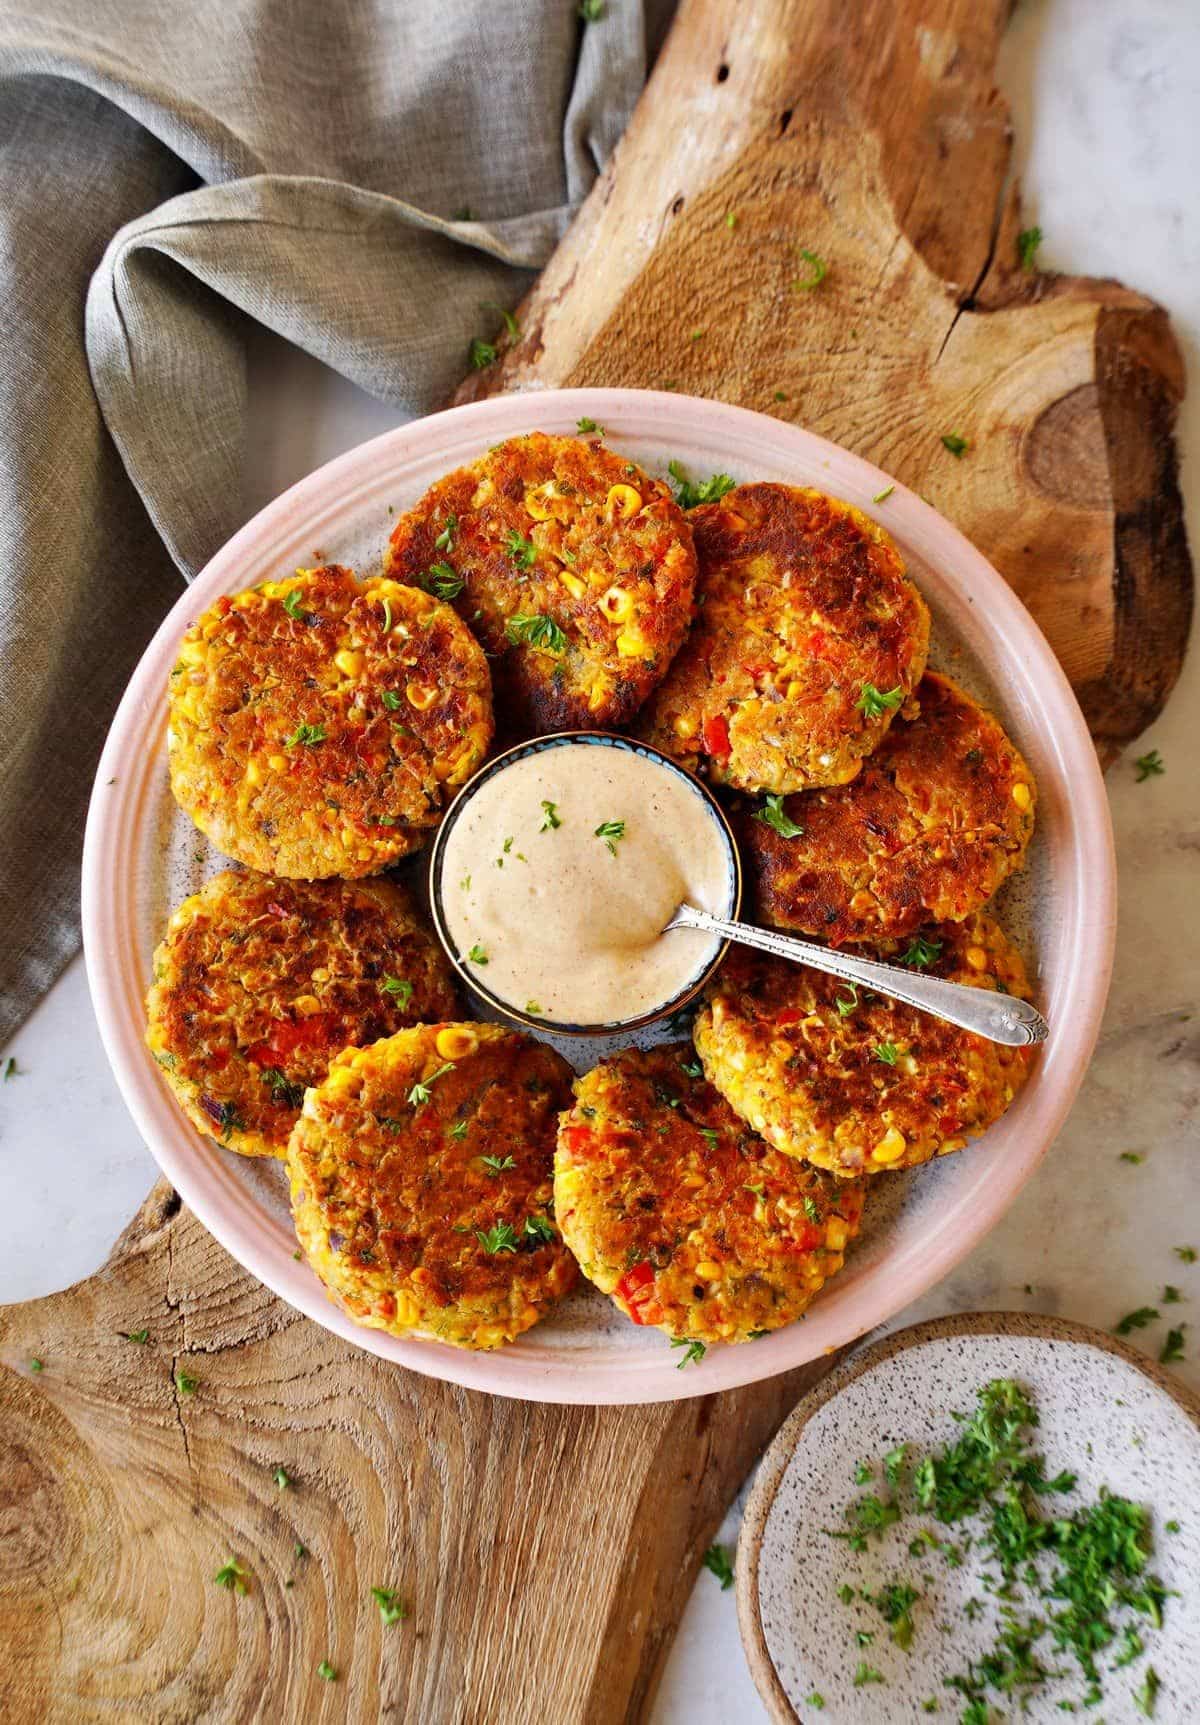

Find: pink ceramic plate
<box><xmin>82</xmin><ymin>389</ymin><xmax>1115</xmax><ymax>1405</ymax></box>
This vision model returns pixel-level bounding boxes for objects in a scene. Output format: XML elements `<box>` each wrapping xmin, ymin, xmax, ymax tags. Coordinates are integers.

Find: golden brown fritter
<box><xmin>384</xmin><ymin>432</ymin><xmax>697</xmax><ymax>735</ymax></box>
<box><xmin>637</xmin><ymin>484</ymin><xmax>930</xmax><ymax>793</ymax></box>
<box><xmin>555</xmin><ymin>1045</ymin><xmax>865</xmax><ymax>1347</ymax></box>
<box><xmin>739</xmin><ymin>672</ymin><xmax>1036</xmax><ymax>943</ymax></box>
<box><xmin>694</xmin><ymin>914</ymin><xmax>1034</xmax><ymax>1178</ymax></box>
<box><xmin>287</xmin><ymin>1023</ymin><xmax>577</xmax><ymax>1349</ymax></box>
<box><xmin>145</xmin><ymin>872</ymin><xmax>457</xmax><ymax>1159</ymax></box>
<box><xmin>168</xmin><ymin>565</ymin><xmax>493</xmax><ymax>877</ymax></box>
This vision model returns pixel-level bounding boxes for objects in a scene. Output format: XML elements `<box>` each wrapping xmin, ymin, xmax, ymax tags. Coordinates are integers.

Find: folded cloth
<box><xmin>0</xmin><ymin>0</ymin><xmax>666</xmax><ymax>1043</ymax></box>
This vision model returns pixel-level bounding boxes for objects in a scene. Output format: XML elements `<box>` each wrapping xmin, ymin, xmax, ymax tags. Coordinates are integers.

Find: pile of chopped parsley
<box><xmin>820</xmin><ymin>1379</ymin><xmax>1176</xmax><ymax>1719</ymax></box>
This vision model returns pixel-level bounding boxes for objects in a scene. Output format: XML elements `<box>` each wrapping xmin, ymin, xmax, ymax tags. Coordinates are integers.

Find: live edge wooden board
<box><xmin>1</xmin><ymin>2</ymin><xmax>1191</xmax><ymax>1721</ymax></box>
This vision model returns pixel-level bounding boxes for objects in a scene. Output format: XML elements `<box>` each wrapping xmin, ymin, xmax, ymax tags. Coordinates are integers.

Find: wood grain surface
<box><xmin>2</xmin><ymin>2</ymin><xmax>1191</xmax><ymax>1721</ymax></box>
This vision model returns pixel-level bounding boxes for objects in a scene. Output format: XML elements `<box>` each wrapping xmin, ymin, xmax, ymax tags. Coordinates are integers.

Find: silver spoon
<box><xmin>663</xmin><ymin>904</ymin><xmax>1048</xmax><ymax>1048</ymax></box>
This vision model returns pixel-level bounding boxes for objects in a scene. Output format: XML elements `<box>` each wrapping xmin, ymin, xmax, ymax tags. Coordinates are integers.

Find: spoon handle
<box><xmin>666</xmin><ymin>904</ymin><xmax>1048</xmax><ymax>1048</ymax></box>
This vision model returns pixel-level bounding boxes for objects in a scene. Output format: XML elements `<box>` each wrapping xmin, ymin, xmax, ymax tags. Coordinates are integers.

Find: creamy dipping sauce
<box><xmin>438</xmin><ymin>741</ymin><xmax>735</xmax><ymax>1027</ymax></box>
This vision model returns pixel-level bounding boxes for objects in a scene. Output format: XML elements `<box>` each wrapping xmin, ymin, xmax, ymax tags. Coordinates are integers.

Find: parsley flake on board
<box><xmin>941</xmin><ymin>431</ymin><xmax>970</xmax><ymax>457</ymax></box>
<box><xmin>506</xmin><ymin>612</ymin><xmax>566</xmax><ymax>654</ymax></box>
<box><xmin>1135</xmin><ymin>749</ymin><xmax>1165</xmax><ymax>782</ymax></box>
<box><xmin>380</xmin><ymin>976</ymin><xmax>414</xmax><ymax>1008</ymax></box>
<box><xmin>1175</xmin><ymin>1246</ymin><xmax>1197</xmax><ymax>1263</ymax></box>
<box><xmin>578</xmin><ymin>0</ymin><xmax>605</xmax><ymax>20</ymax></box>
<box><xmin>214</xmin><ymin>1558</ymin><xmax>248</xmax><ymax>1593</ymax></box>
<box><xmin>1115</xmin><ymin>1307</ymin><xmax>1159</xmax><ymax>1335</ymax></box>
<box><xmin>856</xmin><ymin>681</ymin><xmax>904</xmax><ymax>720</ymax></box>
<box><xmin>372</xmin><ymin>1586</ymin><xmax>408</xmax><ymax>1626</ymax></box>
<box><xmin>667</xmin><ymin>460</ymin><xmax>736</xmax><ymax>510</ymax></box>
<box><xmin>317</xmin><ymin>1661</ymin><xmax>338</xmax><ymax>1683</ymax></box>
<box><xmin>175</xmin><ymin>1369</ymin><xmax>199</xmax><ymax>1396</ymax></box>
<box><xmin>126</xmin><ymin>1329</ymin><xmax>151</xmax><ymax>1344</ymax></box>
<box><xmin>792</xmin><ymin>247</ymin><xmax>828</xmax><ymax>290</ymax></box>
<box><xmin>273</xmin><ymin>1465</ymin><xmax>291</xmax><ymax>1491</ymax></box>
<box><xmin>1120</xmin><ymin>1151</ymin><xmax>1145</xmax><ymax>1165</ymax></box>
<box><xmin>701</xmin><ymin>1544</ymin><xmax>735</xmax><ymax>1589</ymax></box>
<box><xmin>753</xmin><ymin>794</ymin><xmax>803</xmax><ymax>838</ymax></box>
<box><xmin>1017</xmin><ymin>225</ymin><xmax>1043</xmax><ymax>270</ymax></box>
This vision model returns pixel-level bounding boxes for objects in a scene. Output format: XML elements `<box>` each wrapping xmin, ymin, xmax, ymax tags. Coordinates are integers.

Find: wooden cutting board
<box><xmin>1</xmin><ymin>3</ymin><xmax>1190</xmax><ymax>1721</ymax></box>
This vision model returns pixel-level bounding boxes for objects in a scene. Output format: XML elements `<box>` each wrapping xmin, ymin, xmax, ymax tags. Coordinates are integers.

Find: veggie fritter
<box><xmin>168</xmin><ymin>565</ymin><xmax>493</xmax><ymax>877</ymax></box>
<box><xmin>288</xmin><ymin>1024</ymin><xmax>577</xmax><ymax>1349</ymax></box>
<box><xmin>555</xmin><ymin>1045</ymin><xmax>865</xmax><ymax>1344</ymax></box>
<box><xmin>383</xmin><ymin>432</ymin><xmax>697</xmax><ymax>734</ymax></box>
<box><xmin>694</xmin><ymin>914</ymin><xmax>1034</xmax><ymax>1177</ymax></box>
<box><xmin>146</xmin><ymin>872</ymin><xmax>456</xmax><ymax>1158</ymax></box>
<box><xmin>740</xmin><ymin>672</ymin><xmax>1036</xmax><ymax>943</ymax></box>
<box><xmin>637</xmin><ymin>483</ymin><xmax>930</xmax><ymax>793</ymax></box>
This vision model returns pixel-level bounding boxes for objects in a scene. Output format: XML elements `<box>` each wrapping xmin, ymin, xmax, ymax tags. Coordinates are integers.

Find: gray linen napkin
<box><xmin>0</xmin><ymin>0</ymin><xmax>667</xmax><ymax>1042</ymax></box>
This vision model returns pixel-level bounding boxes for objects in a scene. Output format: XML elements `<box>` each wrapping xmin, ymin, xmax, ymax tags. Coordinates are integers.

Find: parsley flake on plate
<box><xmin>753</xmin><ymin>793</ymin><xmax>803</xmax><ymax>838</ymax></box>
<box><xmin>667</xmin><ymin>460</ymin><xmax>736</xmax><ymax>510</ymax></box>
<box><xmin>594</xmin><ymin>818</ymin><xmax>626</xmax><ymax>855</ymax></box>
<box><xmin>1114</xmin><ymin>1307</ymin><xmax>1159</xmax><ymax>1335</ymax></box>
<box><xmin>466</xmin><ymin>944</ymin><xmax>488</xmax><ymax>965</ymax></box>
<box><xmin>1134</xmin><ymin>749</ymin><xmax>1165</xmax><ymax>782</ymax></box>
<box><xmin>671</xmin><ymin>1337</ymin><xmax>707</xmax><ymax>1368</ymax></box>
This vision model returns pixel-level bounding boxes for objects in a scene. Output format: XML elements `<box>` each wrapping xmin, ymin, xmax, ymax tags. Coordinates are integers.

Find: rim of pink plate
<box><xmin>81</xmin><ymin>388</ymin><xmax>1116</xmax><ymax>1405</ymax></box>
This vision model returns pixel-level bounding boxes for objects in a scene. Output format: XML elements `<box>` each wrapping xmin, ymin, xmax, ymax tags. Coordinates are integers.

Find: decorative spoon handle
<box><xmin>665</xmin><ymin>904</ymin><xmax>1048</xmax><ymax>1048</ymax></box>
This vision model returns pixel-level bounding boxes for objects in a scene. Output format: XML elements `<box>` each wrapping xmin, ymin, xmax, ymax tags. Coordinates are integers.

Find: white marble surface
<box><xmin>1</xmin><ymin>0</ymin><xmax>1197</xmax><ymax>1717</ymax></box>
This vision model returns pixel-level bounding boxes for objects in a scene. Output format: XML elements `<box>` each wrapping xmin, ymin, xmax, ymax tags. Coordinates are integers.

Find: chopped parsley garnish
<box><xmin>481</xmin><ymin>1154</ymin><xmax>515</xmax><ymax>1175</ymax></box>
<box><xmin>525</xmin><ymin>1000</ymin><xmax>543</xmax><ymax>1015</ymax></box>
<box><xmin>753</xmin><ymin>793</ymin><xmax>803</xmax><ymax>838</ymax></box>
<box><xmin>29</xmin><ymin>1357</ymin><xmax>43</xmax><ymax>1372</ymax></box>
<box><xmin>856</xmin><ymin>682</ymin><xmax>904</xmax><ymax>720</ymax></box>
<box><xmin>282</xmin><ymin>588</ymin><xmax>310</xmax><ymax>621</ymax></box>
<box><xmin>434</xmin><ymin>513</ymin><xmax>458</xmax><ymax>552</ymax></box>
<box><xmin>594</xmin><ymin>818</ymin><xmax>626</xmax><ymax>855</ymax></box>
<box><xmin>476</xmin><ymin>1221</ymin><xmax>518</xmax><ymax>1254</ymax></box>
<box><xmin>667</xmin><ymin>460</ymin><xmax>737</xmax><ymax>509</ymax></box>
<box><xmin>285</xmin><ymin>722</ymin><xmax>326</xmax><ymax>747</ymax></box>
<box><xmin>744</xmin><ymin>1182</ymin><xmax>766</xmax><ymax>1202</ymax></box>
<box><xmin>853</xmin><ymin>1662</ymin><xmax>885</xmax><ymax>1687</ymax></box>
<box><xmin>726</xmin><ymin>211</ymin><xmax>738</xmax><ymax>229</ymax></box>
<box><xmin>872</xmin><ymin>484</ymin><xmax>895</xmax><ymax>504</ymax></box>
<box><xmin>671</xmin><ymin>1337</ymin><xmax>707</xmax><ymax>1368</ymax></box>
<box><xmin>803</xmin><ymin>1195</ymin><xmax>823</xmax><ymax>1224</ymax></box>
<box><xmin>578</xmin><ymin>0</ymin><xmax>605</xmax><ymax>20</ymax></box>
<box><xmin>372</xmin><ymin>1586</ymin><xmax>408</xmax><ymax>1626</ymax></box>
<box><xmin>941</xmin><ymin>431</ymin><xmax>969</xmax><ymax>458</ymax></box>
<box><xmin>1120</xmin><ymin>1151</ymin><xmax>1145</xmax><ymax>1164</ymax></box>
<box><xmin>699</xmin><ymin>1127</ymin><xmax>720</xmax><ymax>1147</ymax></box>
<box><xmin>524</xmin><ymin>1214</ymin><xmax>556</xmax><ymax>1244</ymax></box>
<box><xmin>835</xmin><ymin>982</ymin><xmax>859</xmax><ymax>1017</ymax></box>
<box><xmin>425</xmin><ymin>561</ymin><xmax>464</xmax><ymax>600</ymax></box>
<box><xmin>3</xmin><ymin>1056</ymin><xmax>20</xmax><ymax>1080</ymax></box>
<box><xmin>1159</xmin><ymin>1327</ymin><xmax>1186</xmax><ymax>1364</ymax></box>
<box><xmin>701</xmin><ymin>1544</ymin><xmax>735</xmax><ymax>1590</ymax></box>
<box><xmin>873</xmin><ymin>1042</ymin><xmax>899</xmax><ymax>1066</ymax></box>
<box><xmin>468</xmin><ymin>337</ymin><xmax>496</xmax><ymax>370</ymax></box>
<box><xmin>407</xmin><ymin>1062</ymin><xmax>454</xmax><ymax>1106</ymax></box>
<box><xmin>1134</xmin><ymin>1666</ymin><xmax>1160</xmax><ymax>1716</ymax></box>
<box><xmin>214</xmin><ymin>1558</ymin><xmax>248</xmax><ymax>1593</ymax></box>
<box><xmin>273</xmin><ymin>1465</ymin><xmax>291</xmax><ymax>1490</ymax></box>
<box><xmin>805</xmin><ymin>1695</ymin><xmax>825</xmax><ymax>1711</ymax></box>
<box><xmin>502</xmin><ymin>531</ymin><xmax>539</xmax><ymax>578</ymax></box>
<box><xmin>900</xmin><ymin>934</ymin><xmax>943</xmax><ymax>969</ymax></box>
<box><xmin>1017</xmin><ymin>225</ymin><xmax>1043</xmax><ymax>270</ymax></box>
<box><xmin>792</xmin><ymin>247</ymin><xmax>828</xmax><ymax>290</ymax></box>
<box><xmin>448</xmin><ymin>1120</ymin><xmax>469</xmax><ymax>1141</ymax></box>
<box><xmin>382</xmin><ymin>689</ymin><xmax>403</xmax><ymax>709</ymax></box>
<box><xmin>506</xmin><ymin>611</ymin><xmax>566</xmax><ymax>654</ymax></box>
<box><xmin>539</xmin><ymin>799</ymin><xmax>562</xmax><ymax>831</ymax></box>
<box><xmin>1114</xmin><ymin>1307</ymin><xmax>1159</xmax><ymax>1335</ymax></box>
<box><xmin>576</xmin><ymin>417</ymin><xmax>604</xmax><ymax>435</ymax></box>
<box><xmin>480</xmin><ymin>299</ymin><xmax>520</xmax><ymax>340</ymax></box>
<box><xmin>175</xmin><ymin>1369</ymin><xmax>199</xmax><ymax>1395</ymax></box>
<box><xmin>317</xmin><ymin>1660</ymin><xmax>338</xmax><ymax>1683</ymax></box>
<box><xmin>1134</xmin><ymin>749</ymin><xmax>1165</xmax><ymax>782</ymax></box>
<box><xmin>865</xmin><ymin>1579</ymin><xmax>920</xmax><ymax>1648</ymax></box>
<box><xmin>126</xmin><ymin>1329</ymin><xmax>150</xmax><ymax>1344</ymax></box>
<box><xmin>467</xmin><ymin>944</ymin><xmax>488</xmax><ymax>965</ymax></box>
<box><xmin>260</xmin><ymin>1067</ymin><xmax>304</xmax><ymax>1109</ymax></box>
<box><xmin>681</xmin><ymin>1058</ymin><xmax>703</xmax><ymax>1079</ymax></box>
<box><xmin>1175</xmin><ymin>1246</ymin><xmax>1197</xmax><ymax>1263</ymax></box>
<box><xmin>381</xmin><ymin>976</ymin><xmax>414</xmax><ymax>1008</ymax></box>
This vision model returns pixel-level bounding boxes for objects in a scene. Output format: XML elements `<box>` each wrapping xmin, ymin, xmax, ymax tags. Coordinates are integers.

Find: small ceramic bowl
<box><xmin>427</xmin><ymin>730</ymin><xmax>742</xmax><ymax>1037</ymax></box>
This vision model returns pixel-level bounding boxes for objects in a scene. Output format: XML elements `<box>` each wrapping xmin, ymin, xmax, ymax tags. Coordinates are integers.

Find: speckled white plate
<box><xmin>81</xmin><ymin>389</ymin><xmax>1115</xmax><ymax>1404</ymax></box>
<box><xmin>738</xmin><ymin>1314</ymin><xmax>1200</xmax><ymax>1722</ymax></box>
